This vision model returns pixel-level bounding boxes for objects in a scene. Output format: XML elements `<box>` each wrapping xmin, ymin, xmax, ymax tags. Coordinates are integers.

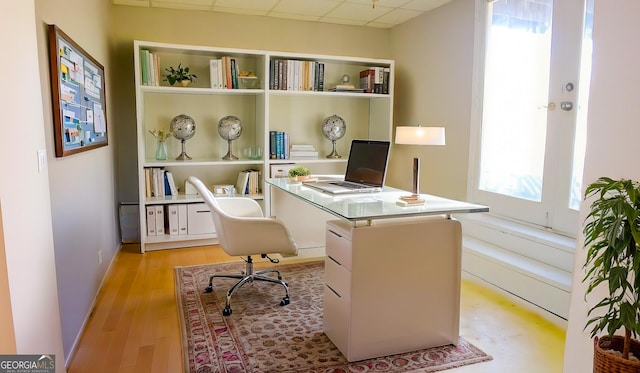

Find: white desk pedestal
<box><xmin>323</xmin><ymin>217</ymin><xmax>462</xmax><ymax>362</ymax></box>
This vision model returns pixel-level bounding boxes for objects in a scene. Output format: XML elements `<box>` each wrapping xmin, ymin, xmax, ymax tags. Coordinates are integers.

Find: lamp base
<box><xmin>397</xmin><ymin>194</ymin><xmax>425</xmax><ymax>206</ymax></box>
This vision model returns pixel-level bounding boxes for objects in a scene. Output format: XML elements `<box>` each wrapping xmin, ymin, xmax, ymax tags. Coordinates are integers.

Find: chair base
<box><xmin>204</xmin><ymin>256</ymin><xmax>290</xmax><ymax>316</ymax></box>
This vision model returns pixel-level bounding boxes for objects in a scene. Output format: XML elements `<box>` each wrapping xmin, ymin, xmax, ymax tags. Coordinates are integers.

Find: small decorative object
<box><xmin>170</xmin><ymin>114</ymin><xmax>196</xmax><ymax>160</ymax></box>
<box><xmin>218</xmin><ymin>115</ymin><xmax>243</xmax><ymax>160</ymax></box>
<box><xmin>288</xmin><ymin>166</ymin><xmax>311</xmax><ymax>182</ymax></box>
<box><xmin>322</xmin><ymin>114</ymin><xmax>346</xmax><ymax>158</ymax></box>
<box><xmin>245</xmin><ymin>146</ymin><xmax>263</xmax><ymax>160</ymax></box>
<box><xmin>148</xmin><ymin>128</ymin><xmax>172</xmax><ymax>160</ymax></box>
<box><xmin>164</xmin><ymin>64</ymin><xmax>197</xmax><ymax>86</ymax></box>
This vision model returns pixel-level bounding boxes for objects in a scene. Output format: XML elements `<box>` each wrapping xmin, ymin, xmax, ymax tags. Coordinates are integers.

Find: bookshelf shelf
<box><xmin>134</xmin><ymin>40</ymin><xmax>394</xmax><ymax>253</ymax></box>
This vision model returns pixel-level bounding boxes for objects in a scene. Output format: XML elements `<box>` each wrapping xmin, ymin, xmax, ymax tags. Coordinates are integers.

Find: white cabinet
<box><xmin>134</xmin><ymin>41</ymin><xmax>394</xmax><ymax>253</ymax></box>
<box><xmin>323</xmin><ymin>218</ymin><xmax>462</xmax><ymax>362</ymax></box>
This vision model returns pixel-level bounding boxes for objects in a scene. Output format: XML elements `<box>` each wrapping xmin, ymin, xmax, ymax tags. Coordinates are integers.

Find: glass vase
<box><xmin>155</xmin><ymin>141</ymin><xmax>168</xmax><ymax>160</ymax></box>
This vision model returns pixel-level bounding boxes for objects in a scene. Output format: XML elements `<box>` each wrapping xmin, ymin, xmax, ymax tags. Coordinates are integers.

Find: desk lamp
<box><xmin>394</xmin><ymin>126</ymin><xmax>446</xmax><ymax>205</ymax></box>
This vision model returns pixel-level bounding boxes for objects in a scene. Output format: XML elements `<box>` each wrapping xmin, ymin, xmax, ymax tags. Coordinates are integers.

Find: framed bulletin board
<box><xmin>47</xmin><ymin>24</ymin><xmax>108</xmax><ymax>157</ymax></box>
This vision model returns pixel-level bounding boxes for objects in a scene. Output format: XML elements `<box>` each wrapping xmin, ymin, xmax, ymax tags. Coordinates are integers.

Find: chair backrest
<box><xmin>187</xmin><ymin>176</ymin><xmax>298</xmax><ymax>257</ymax></box>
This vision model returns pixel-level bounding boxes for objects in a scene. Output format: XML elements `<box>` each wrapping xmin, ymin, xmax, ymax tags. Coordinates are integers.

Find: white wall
<box><xmin>35</xmin><ymin>0</ymin><xmax>118</xmax><ymax>362</ymax></box>
<box><xmin>563</xmin><ymin>1</ymin><xmax>640</xmax><ymax>371</ymax></box>
<box><xmin>0</xmin><ymin>0</ymin><xmax>65</xmax><ymax>370</ymax></box>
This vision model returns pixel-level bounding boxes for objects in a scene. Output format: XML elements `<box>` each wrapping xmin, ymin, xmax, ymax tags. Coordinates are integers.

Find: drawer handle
<box><xmin>328</xmin><ymin>230</ymin><xmax>342</xmax><ymax>238</ymax></box>
<box><xmin>326</xmin><ymin>284</ymin><xmax>341</xmax><ymax>298</ymax></box>
<box><xmin>328</xmin><ymin>255</ymin><xmax>341</xmax><ymax>266</ymax></box>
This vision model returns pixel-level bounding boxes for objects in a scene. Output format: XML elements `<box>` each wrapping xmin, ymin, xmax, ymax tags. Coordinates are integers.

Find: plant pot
<box><xmin>290</xmin><ymin>175</ymin><xmax>311</xmax><ymax>182</ymax></box>
<box><xmin>179</xmin><ymin>80</ymin><xmax>191</xmax><ymax>87</ymax></box>
<box><xmin>593</xmin><ymin>336</ymin><xmax>640</xmax><ymax>373</ymax></box>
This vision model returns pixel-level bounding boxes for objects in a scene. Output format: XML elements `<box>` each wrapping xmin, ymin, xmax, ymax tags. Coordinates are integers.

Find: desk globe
<box><xmin>170</xmin><ymin>114</ymin><xmax>196</xmax><ymax>160</ymax></box>
<box><xmin>218</xmin><ymin>115</ymin><xmax>242</xmax><ymax>160</ymax></box>
<box><xmin>322</xmin><ymin>114</ymin><xmax>346</xmax><ymax>158</ymax></box>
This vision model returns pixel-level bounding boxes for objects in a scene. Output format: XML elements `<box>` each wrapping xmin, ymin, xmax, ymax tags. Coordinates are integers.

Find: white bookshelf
<box><xmin>134</xmin><ymin>40</ymin><xmax>394</xmax><ymax>253</ymax></box>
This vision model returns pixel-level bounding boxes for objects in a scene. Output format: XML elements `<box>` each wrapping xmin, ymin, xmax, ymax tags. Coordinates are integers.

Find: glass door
<box><xmin>471</xmin><ymin>0</ymin><xmax>593</xmax><ymax>236</ymax></box>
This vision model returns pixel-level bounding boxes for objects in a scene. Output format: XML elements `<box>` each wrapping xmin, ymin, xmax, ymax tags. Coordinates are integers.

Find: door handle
<box><xmin>539</xmin><ymin>102</ymin><xmax>556</xmax><ymax>111</ymax></box>
<box><xmin>560</xmin><ymin>101</ymin><xmax>573</xmax><ymax>111</ymax></box>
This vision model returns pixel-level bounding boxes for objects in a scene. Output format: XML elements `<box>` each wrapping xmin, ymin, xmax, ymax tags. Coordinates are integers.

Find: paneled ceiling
<box><xmin>112</xmin><ymin>0</ymin><xmax>453</xmax><ymax>28</ymax></box>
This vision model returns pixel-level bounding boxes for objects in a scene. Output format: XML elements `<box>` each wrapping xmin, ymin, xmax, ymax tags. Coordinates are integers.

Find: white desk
<box><xmin>265</xmin><ymin>178</ymin><xmax>488</xmax><ymax>361</ymax></box>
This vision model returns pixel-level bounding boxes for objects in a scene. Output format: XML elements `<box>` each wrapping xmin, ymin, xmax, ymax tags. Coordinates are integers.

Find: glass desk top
<box><xmin>265</xmin><ymin>177</ymin><xmax>489</xmax><ymax>223</ymax></box>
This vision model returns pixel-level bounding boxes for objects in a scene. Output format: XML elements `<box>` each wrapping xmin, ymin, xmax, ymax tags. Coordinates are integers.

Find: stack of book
<box><xmin>235</xmin><ymin>169</ymin><xmax>261</xmax><ymax>196</ymax></box>
<box><xmin>289</xmin><ymin>144</ymin><xmax>319</xmax><ymax>160</ymax></box>
<box><xmin>359</xmin><ymin>67</ymin><xmax>390</xmax><ymax>94</ymax></box>
<box><xmin>144</xmin><ymin>167</ymin><xmax>178</xmax><ymax>197</ymax></box>
<box><xmin>140</xmin><ymin>49</ymin><xmax>161</xmax><ymax>86</ymax></box>
<box><xmin>270</xmin><ymin>59</ymin><xmax>325</xmax><ymax>91</ymax></box>
<box><xmin>210</xmin><ymin>56</ymin><xmax>241</xmax><ymax>89</ymax></box>
<box><xmin>269</xmin><ymin>131</ymin><xmax>290</xmax><ymax>159</ymax></box>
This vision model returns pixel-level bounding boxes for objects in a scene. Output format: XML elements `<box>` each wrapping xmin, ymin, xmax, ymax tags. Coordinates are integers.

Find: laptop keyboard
<box><xmin>332</xmin><ymin>181</ymin><xmax>370</xmax><ymax>189</ymax></box>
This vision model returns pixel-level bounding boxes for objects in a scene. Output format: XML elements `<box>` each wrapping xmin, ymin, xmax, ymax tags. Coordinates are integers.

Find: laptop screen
<box><xmin>344</xmin><ymin>140</ymin><xmax>391</xmax><ymax>186</ymax></box>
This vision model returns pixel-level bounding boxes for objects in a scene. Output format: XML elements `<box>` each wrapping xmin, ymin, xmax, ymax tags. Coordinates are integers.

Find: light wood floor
<box><xmin>67</xmin><ymin>244</ymin><xmax>566</xmax><ymax>372</ymax></box>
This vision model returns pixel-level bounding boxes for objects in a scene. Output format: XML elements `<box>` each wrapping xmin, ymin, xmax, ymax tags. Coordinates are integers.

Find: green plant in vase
<box><xmin>149</xmin><ymin>129</ymin><xmax>172</xmax><ymax>160</ymax></box>
<box><xmin>164</xmin><ymin>64</ymin><xmax>197</xmax><ymax>86</ymax></box>
<box><xmin>288</xmin><ymin>166</ymin><xmax>311</xmax><ymax>182</ymax></box>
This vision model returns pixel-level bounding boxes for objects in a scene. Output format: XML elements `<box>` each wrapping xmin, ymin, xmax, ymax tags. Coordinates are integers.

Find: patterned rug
<box><xmin>175</xmin><ymin>260</ymin><xmax>492</xmax><ymax>372</ymax></box>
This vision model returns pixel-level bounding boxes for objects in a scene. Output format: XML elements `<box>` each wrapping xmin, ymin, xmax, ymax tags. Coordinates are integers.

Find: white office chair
<box><xmin>187</xmin><ymin>176</ymin><xmax>298</xmax><ymax>316</ymax></box>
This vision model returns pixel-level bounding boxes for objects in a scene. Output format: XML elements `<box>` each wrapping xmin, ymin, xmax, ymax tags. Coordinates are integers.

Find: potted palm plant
<box><xmin>583</xmin><ymin>177</ymin><xmax>640</xmax><ymax>371</ymax></box>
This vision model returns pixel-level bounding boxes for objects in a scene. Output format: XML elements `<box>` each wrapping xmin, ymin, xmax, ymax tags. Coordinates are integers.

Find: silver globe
<box><xmin>218</xmin><ymin>115</ymin><xmax>243</xmax><ymax>160</ymax></box>
<box><xmin>170</xmin><ymin>114</ymin><xmax>196</xmax><ymax>160</ymax></box>
<box><xmin>322</xmin><ymin>114</ymin><xmax>346</xmax><ymax>158</ymax></box>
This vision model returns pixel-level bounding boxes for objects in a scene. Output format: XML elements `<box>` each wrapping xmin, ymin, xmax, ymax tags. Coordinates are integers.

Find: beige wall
<box><xmin>563</xmin><ymin>1</ymin><xmax>640</xmax><ymax>371</ymax></box>
<box><xmin>111</xmin><ymin>6</ymin><xmax>392</xmax><ymax>203</ymax></box>
<box><xmin>35</xmin><ymin>0</ymin><xmax>118</xmax><ymax>362</ymax></box>
<box><xmin>0</xmin><ymin>0</ymin><xmax>64</xmax><ymax>369</ymax></box>
<box><xmin>0</xmin><ymin>202</ymin><xmax>16</xmax><ymax>353</ymax></box>
<box><xmin>388</xmin><ymin>0</ymin><xmax>475</xmax><ymax>200</ymax></box>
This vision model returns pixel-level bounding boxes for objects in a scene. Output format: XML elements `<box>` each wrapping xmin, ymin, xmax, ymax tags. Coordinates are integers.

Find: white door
<box><xmin>470</xmin><ymin>0</ymin><xmax>593</xmax><ymax>236</ymax></box>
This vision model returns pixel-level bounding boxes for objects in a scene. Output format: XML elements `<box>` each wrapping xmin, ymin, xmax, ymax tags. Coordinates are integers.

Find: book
<box><xmin>146</xmin><ymin>205</ymin><xmax>156</xmax><ymax>236</ymax></box>
<box><xmin>235</xmin><ymin>170</ymin><xmax>250</xmax><ymax>196</ymax></box>
<box><xmin>165</xmin><ymin>171</ymin><xmax>178</xmax><ymax>196</ymax></box>
<box><xmin>167</xmin><ymin>204</ymin><xmax>179</xmax><ymax>235</ymax></box>
<box><xmin>140</xmin><ymin>49</ymin><xmax>149</xmax><ymax>85</ymax></box>
<box><xmin>210</xmin><ymin>59</ymin><xmax>220</xmax><ymax>89</ymax></box>
<box><xmin>154</xmin><ymin>205</ymin><xmax>165</xmax><ymax>234</ymax></box>
<box><xmin>178</xmin><ymin>204</ymin><xmax>188</xmax><ymax>235</ymax></box>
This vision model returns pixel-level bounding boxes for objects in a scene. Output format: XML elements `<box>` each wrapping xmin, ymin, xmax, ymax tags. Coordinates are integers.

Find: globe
<box><xmin>170</xmin><ymin>114</ymin><xmax>196</xmax><ymax>141</ymax></box>
<box><xmin>218</xmin><ymin>115</ymin><xmax>242</xmax><ymax>160</ymax></box>
<box><xmin>170</xmin><ymin>114</ymin><xmax>196</xmax><ymax>160</ymax></box>
<box><xmin>322</xmin><ymin>114</ymin><xmax>346</xmax><ymax>158</ymax></box>
<box><xmin>218</xmin><ymin>115</ymin><xmax>243</xmax><ymax>141</ymax></box>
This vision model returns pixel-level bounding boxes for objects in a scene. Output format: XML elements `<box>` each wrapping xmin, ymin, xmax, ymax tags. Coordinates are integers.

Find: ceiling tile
<box><xmin>214</xmin><ymin>0</ymin><xmax>279</xmax><ymax>11</ymax></box>
<box><xmin>269</xmin><ymin>12</ymin><xmax>322</xmax><ymax>22</ymax></box>
<box><xmin>151</xmin><ymin>1</ymin><xmax>211</xmax><ymax>10</ymax></box>
<box><xmin>319</xmin><ymin>16</ymin><xmax>367</xmax><ymax>26</ymax></box>
<box><xmin>212</xmin><ymin>6</ymin><xmax>268</xmax><ymax>16</ymax></box>
<box><xmin>271</xmin><ymin>0</ymin><xmax>342</xmax><ymax>17</ymax></box>
<box><xmin>325</xmin><ymin>2</ymin><xmax>393</xmax><ymax>22</ymax></box>
<box><xmin>401</xmin><ymin>0</ymin><xmax>451</xmax><ymax>11</ymax></box>
<box><xmin>373</xmin><ymin>8</ymin><xmax>423</xmax><ymax>24</ymax></box>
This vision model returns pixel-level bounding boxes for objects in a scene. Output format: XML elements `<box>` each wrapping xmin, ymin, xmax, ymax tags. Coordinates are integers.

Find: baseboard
<box><xmin>64</xmin><ymin>243</ymin><xmax>123</xmax><ymax>369</ymax></box>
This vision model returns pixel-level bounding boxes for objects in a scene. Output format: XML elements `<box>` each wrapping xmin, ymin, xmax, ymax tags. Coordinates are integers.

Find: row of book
<box><xmin>209</xmin><ymin>56</ymin><xmax>242</xmax><ymax>89</ymax></box>
<box><xmin>290</xmin><ymin>144</ymin><xmax>319</xmax><ymax>160</ymax></box>
<box><xmin>360</xmin><ymin>67</ymin><xmax>391</xmax><ymax>94</ymax></box>
<box><xmin>140</xmin><ymin>49</ymin><xmax>162</xmax><ymax>86</ymax></box>
<box><xmin>235</xmin><ymin>169</ymin><xmax>261</xmax><ymax>196</ymax></box>
<box><xmin>269</xmin><ymin>131</ymin><xmax>290</xmax><ymax>159</ymax></box>
<box><xmin>144</xmin><ymin>167</ymin><xmax>178</xmax><ymax>197</ymax></box>
<box><xmin>269</xmin><ymin>59</ymin><xmax>325</xmax><ymax>92</ymax></box>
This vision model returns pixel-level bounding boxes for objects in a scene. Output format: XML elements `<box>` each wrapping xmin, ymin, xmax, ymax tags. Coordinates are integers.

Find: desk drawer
<box><xmin>323</xmin><ymin>284</ymin><xmax>350</xmax><ymax>355</ymax></box>
<box><xmin>326</xmin><ymin>224</ymin><xmax>352</xmax><ymax>271</ymax></box>
<box><xmin>325</xmin><ymin>256</ymin><xmax>351</xmax><ymax>300</ymax></box>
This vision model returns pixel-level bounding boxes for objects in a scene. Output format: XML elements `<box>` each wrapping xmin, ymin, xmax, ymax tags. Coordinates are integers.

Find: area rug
<box><xmin>175</xmin><ymin>260</ymin><xmax>492</xmax><ymax>373</ymax></box>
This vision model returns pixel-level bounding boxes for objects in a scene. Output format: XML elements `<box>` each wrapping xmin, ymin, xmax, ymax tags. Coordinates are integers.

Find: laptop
<box><xmin>305</xmin><ymin>139</ymin><xmax>391</xmax><ymax>194</ymax></box>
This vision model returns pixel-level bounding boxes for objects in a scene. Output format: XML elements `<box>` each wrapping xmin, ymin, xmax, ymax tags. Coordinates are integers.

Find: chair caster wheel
<box><xmin>280</xmin><ymin>297</ymin><xmax>290</xmax><ymax>306</ymax></box>
<box><xmin>204</xmin><ymin>286</ymin><xmax>213</xmax><ymax>293</ymax></box>
<box><xmin>222</xmin><ymin>306</ymin><xmax>232</xmax><ymax>316</ymax></box>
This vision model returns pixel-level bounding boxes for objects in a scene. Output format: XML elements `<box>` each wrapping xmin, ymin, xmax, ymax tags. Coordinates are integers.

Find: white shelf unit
<box><xmin>134</xmin><ymin>40</ymin><xmax>394</xmax><ymax>253</ymax></box>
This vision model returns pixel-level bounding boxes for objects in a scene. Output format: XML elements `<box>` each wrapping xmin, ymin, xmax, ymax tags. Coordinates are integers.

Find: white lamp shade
<box><xmin>395</xmin><ymin>126</ymin><xmax>446</xmax><ymax>146</ymax></box>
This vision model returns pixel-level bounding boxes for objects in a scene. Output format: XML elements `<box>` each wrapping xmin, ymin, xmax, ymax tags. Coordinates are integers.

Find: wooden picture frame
<box><xmin>47</xmin><ymin>24</ymin><xmax>108</xmax><ymax>157</ymax></box>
